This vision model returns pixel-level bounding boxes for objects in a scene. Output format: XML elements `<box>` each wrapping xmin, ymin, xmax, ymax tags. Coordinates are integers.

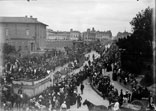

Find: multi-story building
<box><xmin>82</xmin><ymin>28</ymin><xmax>96</xmax><ymax>41</ymax></box>
<box><xmin>47</xmin><ymin>29</ymin><xmax>70</xmax><ymax>40</ymax></box>
<box><xmin>96</xmin><ymin>30</ymin><xmax>112</xmax><ymax>40</ymax></box>
<box><xmin>0</xmin><ymin>16</ymin><xmax>47</xmax><ymax>54</ymax></box>
<box><xmin>69</xmin><ymin>29</ymin><xmax>81</xmax><ymax>41</ymax></box>
<box><xmin>46</xmin><ymin>29</ymin><xmax>81</xmax><ymax>50</ymax></box>
<box><xmin>116</xmin><ymin>31</ymin><xmax>131</xmax><ymax>39</ymax></box>
<box><xmin>82</xmin><ymin>27</ymin><xmax>112</xmax><ymax>41</ymax></box>
<box><xmin>46</xmin><ymin>28</ymin><xmax>81</xmax><ymax>41</ymax></box>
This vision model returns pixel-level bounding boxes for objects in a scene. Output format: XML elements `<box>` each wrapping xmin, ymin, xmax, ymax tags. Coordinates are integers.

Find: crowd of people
<box><xmin>0</xmin><ymin>49</ymin><xmax>84</xmax><ymax>111</ymax></box>
<box><xmin>25</xmin><ymin>69</ymin><xmax>87</xmax><ymax>111</ymax></box>
<box><xmin>84</xmin><ymin>47</ymin><xmax>155</xmax><ymax>111</ymax></box>
<box><xmin>112</xmin><ymin>64</ymin><xmax>151</xmax><ymax>99</ymax></box>
<box><xmin>97</xmin><ymin>45</ymin><xmax>156</xmax><ymax>110</ymax></box>
<box><xmin>2</xmin><ymin>51</ymin><xmax>70</xmax><ymax>82</ymax></box>
<box><xmin>84</xmin><ymin>54</ymin><xmax>131</xmax><ymax>108</ymax></box>
<box><xmin>112</xmin><ymin>63</ymin><xmax>156</xmax><ymax>110</ymax></box>
<box><xmin>1</xmin><ymin>42</ymin><xmax>155</xmax><ymax>111</ymax></box>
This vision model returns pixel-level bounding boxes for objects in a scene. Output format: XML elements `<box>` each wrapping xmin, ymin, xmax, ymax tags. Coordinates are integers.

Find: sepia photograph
<box><xmin>0</xmin><ymin>0</ymin><xmax>155</xmax><ymax>111</ymax></box>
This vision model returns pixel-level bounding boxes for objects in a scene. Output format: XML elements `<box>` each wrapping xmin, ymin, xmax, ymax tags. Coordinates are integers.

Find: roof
<box><xmin>0</xmin><ymin>17</ymin><xmax>48</xmax><ymax>26</ymax></box>
<box><xmin>116</xmin><ymin>31</ymin><xmax>131</xmax><ymax>37</ymax></box>
<box><xmin>10</xmin><ymin>38</ymin><xmax>35</xmax><ymax>40</ymax></box>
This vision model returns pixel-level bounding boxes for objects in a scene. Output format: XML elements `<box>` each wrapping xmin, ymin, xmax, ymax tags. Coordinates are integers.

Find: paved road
<box><xmin>69</xmin><ymin>79</ymin><xmax>109</xmax><ymax>111</ymax></box>
<box><xmin>68</xmin><ymin>51</ymin><xmax>131</xmax><ymax>111</ymax></box>
<box><xmin>53</xmin><ymin>50</ymin><xmax>100</xmax><ymax>74</ymax></box>
<box><xmin>0</xmin><ymin>51</ymin><xmax>131</xmax><ymax>111</ymax></box>
<box><xmin>85</xmin><ymin>51</ymin><xmax>131</xmax><ymax>93</ymax></box>
<box><xmin>13</xmin><ymin>51</ymin><xmax>131</xmax><ymax>111</ymax></box>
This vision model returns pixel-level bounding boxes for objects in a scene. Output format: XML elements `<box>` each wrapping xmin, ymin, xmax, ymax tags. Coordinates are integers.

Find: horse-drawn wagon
<box><xmin>83</xmin><ymin>99</ymin><xmax>147</xmax><ymax>111</ymax></box>
<box><xmin>120</xmin><ymin>100</ymin><xmax>145</xmax><ymax>111</ymax></box>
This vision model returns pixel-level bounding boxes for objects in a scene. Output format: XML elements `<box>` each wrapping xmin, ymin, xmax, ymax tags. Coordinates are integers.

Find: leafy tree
<box><xmin>130</xmin><ymin>7</ymin><xmax>153</xmax><ymax>59</ymax></box>
<box><xmin>2</xmin><ymin>43</ymin><xmax>16</xmax><ymax>55</ymax></box>
<box><xmin>130</xmin><ymin>7</ymin><xmax>153</xmax><ymax>41</ymax></box>
<box><xmin>116</xmin><ymin>7</ymin><xmax>153</xmax><ymax>75</ymax></box>
<box><xmin>64</xmin><ymin>46</ymin><xmax>72</xmax><ymax>55</ymax></box>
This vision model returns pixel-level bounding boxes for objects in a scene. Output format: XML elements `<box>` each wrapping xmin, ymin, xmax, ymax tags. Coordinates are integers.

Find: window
<box><xmin>26</xmin><ymin>29</ymin><xmax>30</xmax><ymax>36</ymax></box>
<box><xmin>31</xmin><ymin>43</ymin><xmax>34</xmax><ymax>51</ymax></box>
<box><xmin>5</xmin><ymin>29</ymin><xmax>8</xmax><ymax>36</ymax></box>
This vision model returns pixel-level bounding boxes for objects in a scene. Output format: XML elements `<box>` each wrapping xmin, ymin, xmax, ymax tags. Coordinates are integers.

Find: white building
<box><xmin>47</xmin><ymin>29</ymin><xmax>81</xmax><ymax>41</ymax></box>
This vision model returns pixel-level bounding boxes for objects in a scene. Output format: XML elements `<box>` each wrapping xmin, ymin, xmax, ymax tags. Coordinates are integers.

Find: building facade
<box><xmin>116</xmin><ymin>31</ymin><xmax>131</xmax><ymax>39</ymax></box>
<box><xmin>96</xmin><ymin>30</ymin><xmax>112</xmax><ymax>40</ymax></box>
<box><xmin>46</xmin><ymin>29</ymin><xmax>81</xmax><ymax>50</ymax></box>
<box><xmin>69</xmin><ymin>29</ymin><xmax>81</xmax><ymax>41</ymax></box>
<box><xmin>82</xmin><ymin>27</ymin><xmax>112</xmax><ymax>41</ymax></box>
<box><xmin>0</xmin><ymin>16</ymin><xmax>47</xmax><ymax>54</ymax></box>
<box><xmin>82</xmin><ymin>28</ymin><xmax>96</xmax><ymax>41</ymax></box>
<box><xmin>47</xmin><ymin>29</ymin><xmax>70</xmax><ymax>40</ymax></box>
<box><xmin>46</xmin><ymin>28</ymin><xmax>80</xmax><ymax>41</ymax></box>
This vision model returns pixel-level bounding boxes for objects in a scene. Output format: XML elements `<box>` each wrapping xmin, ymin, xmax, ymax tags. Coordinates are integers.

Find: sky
<box><xmin>0</xmin><ymin>0</ymin><xmax>154</xmax><ymax>36</ymax></box>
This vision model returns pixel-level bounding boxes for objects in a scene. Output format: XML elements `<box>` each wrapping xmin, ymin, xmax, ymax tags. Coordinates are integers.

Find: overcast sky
<box><xmin>0</xmin><ymin>0</ymin><xmax>154</xmax><ymax>36</ymax></box>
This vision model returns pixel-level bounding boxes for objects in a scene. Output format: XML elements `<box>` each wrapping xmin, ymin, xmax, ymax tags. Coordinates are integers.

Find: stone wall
<box><xmin>13</xmin><ymin>74</ymin><xmax>52</xmax><ymax>97</ymax></box>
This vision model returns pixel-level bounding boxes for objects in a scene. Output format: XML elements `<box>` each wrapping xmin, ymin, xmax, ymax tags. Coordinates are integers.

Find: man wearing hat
<box><xmin>76</xmin><ymin>94</ymin><xmax>82</xmax><ymax>108</ymax></box>
<box><xmin>80</xmin><ymin>83</ymin><xmax>84</xmax><ymax>94</ymax></box>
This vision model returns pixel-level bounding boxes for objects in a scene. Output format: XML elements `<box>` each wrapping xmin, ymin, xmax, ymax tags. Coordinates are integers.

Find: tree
<box><xmin>130</xmin><ymin>7</ymin><xmax>153</xmax><ymax>41</ymax></box>
<box><xmin>2</xmin><ymin>43</ymin><xmax>16</xmax><ymax>55</ymax></box>
<box><xmin>130</xmin><ymin>7</ymin><xmax>153</xmax><ymax>59</ymax></box>
<box><xmin>116</xmin><ymin>7</ymin><xmax>153</xmax><ymax>74</ymax></box>
<box><xmin>64</xmin><ymin>46</ymin><xmax>71</xmax><ymax>55</ymax></box>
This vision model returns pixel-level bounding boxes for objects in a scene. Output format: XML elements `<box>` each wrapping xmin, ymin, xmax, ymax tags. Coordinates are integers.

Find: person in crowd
<box><xmin>76</xmin><ymin>94</ymin><xmax>82</xmax><ymax>108</ymax></box>
<box><xmin>48</xmin><ymin>100</ymin><xmax>52</xmax><ymax>111</ymax></box>
<box><xmin>2</xmin><ymin>44</ymin><xmax>154</xmax><ymax>111</ymax></box>
<box><xmin>148</xmin><ymin>92</ymin><xmax>154</xmax><ymax>108</ymax></box>
<box><xmin>60</xmin><ymin>101</ymin><xmax>67</xmax><ymax>111</ymax></box>
<box><xmin>123</xmin><ymin>91</ymin><xmax>129</xmax><ymax>103</ymax></box>
<box><xmin>112</xmin><ymin>69</ymin><xmax>117</xmax><ymax>81</ymax></box>
<box><xmin>150</xmin><ymin>101</ymin><xmax>156</xmax><ymax>111</ymax></box>
<box><xmin>119</xmin><ymin>89</ymin><xmax>124</xmax><ymax>106</ymax></box>
<box><xmin>18</xmin><ymin>86</ymin><xmax>23</xmax><ymax>94</ymax></box>
<box><xmin>65</xmin><ymin>94</ymin><xmax>70</xmax><ymax>109</ymax></box>
<box><xmin>80</xmin><ymin>83</ymin><xmax>84</xmax><ymax>95</ymax></box>
<box><xmin>112</xmin><ymin>99</ymin><xmax>120</xmax><ymax>111</ymax></box>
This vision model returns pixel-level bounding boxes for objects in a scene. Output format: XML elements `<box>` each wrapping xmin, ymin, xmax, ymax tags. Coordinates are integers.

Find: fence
<box><xmin>13</xmin><ymin>74</ymin><xmax>52</xmax><ymax>97</ymax></box>
<box><xmin>12</xmin><ymin>62</ymin><xmax>72</xmax><ymax>97</ymax></box>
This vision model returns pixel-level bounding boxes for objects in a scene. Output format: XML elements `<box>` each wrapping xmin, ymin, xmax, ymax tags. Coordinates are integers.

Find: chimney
<box><xmin>70</xmin><ymin>29</ymin><xmax>73</xmax><ymax>32</ymax></box>
<box><xmin>30</xmin><ymin>15</ymin><xmax>33</xmax><ymax>18</ymax></box>
<box><xmin>25</xmin><ymin>15</ymin><xmax>28</xmax><ymax>18</ymax></box>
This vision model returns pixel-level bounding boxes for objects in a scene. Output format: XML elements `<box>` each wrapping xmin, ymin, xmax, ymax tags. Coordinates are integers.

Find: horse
<box><xmin>3</xmin><ymin>101</ymin><xmax>12</xmax><ymax>111</ymax></box>
<box><xmin>83</xmin><ymin>99</ymin><xmax>108</xmax><ymax>111</ymax></box>
<box><xmin>13</xmin><ymin>93</ymin><xmax>29</xmax><ymax>109</ymax></box>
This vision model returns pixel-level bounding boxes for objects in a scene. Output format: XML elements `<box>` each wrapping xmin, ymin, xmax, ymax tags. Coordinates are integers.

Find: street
<box><xmin>67</xmin><ymin>51</ymin><xmax>131</xmax><ymax>111</ymax></box>
<box><xmin>1</xmin><ymin>1</ymin><xmax>154</xmax><ymax>110</ymax></box>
